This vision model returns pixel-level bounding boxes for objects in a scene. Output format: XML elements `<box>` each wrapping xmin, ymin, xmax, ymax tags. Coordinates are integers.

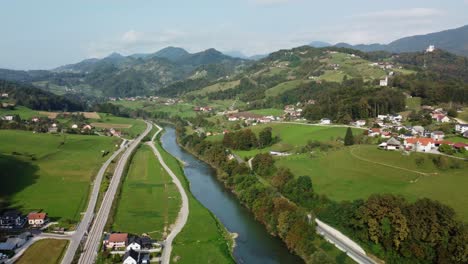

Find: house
<box><xmin>355</xmin><ymin>120</ymin><xmax>366</xmax><ymax>127</ymax></box>
<box><xmin>1</xmin><ymin>93</ymin><xmax>8</xmax><ymax>98</ymax></box>
<box><xmin>453</xmin><ymin>143</ymin><xmax>468</xmax><ymax>151</ymax></box>
<box><xmin>109</xmin><ymin>128</ymin><xmax>122</xmax><ymax>137</ymax></box>
<box><xmin>404</xmin><ymin>138</ymin><xmax>435</xmax><ymax>152</ymax></box>
<box><xmin>3</xmin><ymin>115</ymin><xmax>14</xmax><ymax>121</ymax></box>
<box><xmin>368</xmin><ymin>128</ymin><xmax>381</xmax><ymax>137</ymax></box>
<box><xmin>455</xmin><ymin>124</ymin><xmax>468</xmax><ymax>134</ymax></box>
<box><xmin>379</xmin><ymin>76</ymin><xmax>388</xmax><ymax>87</ymax></box>
<box><xmin>71</xmin><ymin>124</ymin><xmax>78</xmax><ymax>129</ymax></box>
<box><xmin>228</xmin><ymin>116</ymin><xmax>239</xmax><ymax>121</ymax></box>
<box><xmin>104</xmin><ymin>233</ymin><xmax>128</xmax><ymax>249</ymax></box>
<box><xmin>27</xmin><ymin>212</ymin><xmax>48</xmax><ymax>227</ymax></box>
<box><xmin>432</xmin><ymin>114</ymin><xmax>450</xmax><ymax>123</ymax></box>
<box><xmin>411</xmin><ymin>126</ymin><xmax>425</xmax><ymax>136</ymax></box>
<box><xmin>378</xmin><ymin>137</ymin><xmax>401</xmax><ymax>151</ymax></box>
<box><xmin>0</xmin><ymin>211</ymin><xmax>27</xmax><ymax>229</ymax></box>
<box><xmin>381</xmin><ymin>131</ymin><xmax>392</xmax><ymax>139</ymax></box>
<box><xmin>430</xmin><ymin>131</ymin><xmax>445</xmax><ymax>141</ymax></box>
<box><xmin>320</xmin><ymin>118</ymin><xmax>331</xmax><ymax>125</ymax></box>
<box><xmin>82</xmin><ymin>124</ymin><xmax>92</xmax><ymax>130</ymax></box>
<box><xmin>123</xmin><ymin>249</ymin><xmax>139</xmax><ymax>264</ymax></box>
<box><xmin>0</xmin><ymin>237</ymin><xmax>27</xmax><ymax>251</ymax></box>
<box><xmin>426</xmin><ymin>45</ymin><xmax>435</xmax><ymax>53</ymax></box>
<box><xmin>464</xmin><ymin>131</ymin><xmax>468</xmax><ymax>138</ymax></box>
<box><xmin>126</xmin><ymin>237</ymin><xmax>142</xmax><ymax>251</ymax></box>
<box><xmin>48</xmin><ymin>127</ymin><xmax>58</xmax><ymax>133</ymax></box>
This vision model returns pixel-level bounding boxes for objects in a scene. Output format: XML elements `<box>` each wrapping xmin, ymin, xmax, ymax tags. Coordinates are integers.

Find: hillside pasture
<box><xmin>112</xmin><ymin>145</ymin><xmax>181</xmax><ymax>238</ymax></box>
<box><xmin>187</xmin><ymin>80</ymin><xmax>240</xmax><ymax>96</ymax></box>
<box><xmin>0</xmin><ymin>106</ymin><xmax>43</xmax><ymax>119</ymax></box>
<box><xmin>0</xmin><ymin>130</ymin><xmax>118</xmax><ymax>223</ymax></box>
<box><xmin>276</xmin><ymin>145</ymin><xmax>468</xmax><ymax>221</ymax></box>
<box><xmin>224</xmin><ymin>123</ymin><xmax>364</xmax><ymax>157</ymax></box>
<box><xmin>265</xmin><ymin>80</ymin><xmax>309</xmax><ymax>97</ymax></box>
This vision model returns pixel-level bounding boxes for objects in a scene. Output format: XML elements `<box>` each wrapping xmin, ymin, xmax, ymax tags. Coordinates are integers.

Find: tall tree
<box><xmin>344</xmin><ymin>127</ymin><xmax>354</xmax><ymax>146</ymax></box>
<box><xmin>258</xmin><ymin>127</ymin><xmax>273</xmax><ymax>148</ymax></box>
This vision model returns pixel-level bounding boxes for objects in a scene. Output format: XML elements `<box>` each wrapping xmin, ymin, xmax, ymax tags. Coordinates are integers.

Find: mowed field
<box><xmin>209</xmin><ymin>123</ymin><xmax>364</xmax><ymax>158</ymax></box>
<box><xmin>0</xmin><ymin>130</ymin><xmax>118</xmax><ymax>222</ymax></box>
<box><xmin>90</xmin><ymin>113</ymin><xmax>146</xmax><ymax>138</ymax></box>
<box><xmin>276</xmin><ymin>145</ymin><xmax>468</xmax><ymax>221</ymax></box>
<box><xmin>112</xmin><ymin>145</ymin><xmax>181</xmax><ymax>239</ymax></box>
<box><xmin>154</xmin><ymin>138</ymin><xmax>234</xmax><ymax>264</ymax></box>
<box><xmin>16</xmin><ymin>239</ymin><xmax>69</xmax><ymax>264</ymax></box>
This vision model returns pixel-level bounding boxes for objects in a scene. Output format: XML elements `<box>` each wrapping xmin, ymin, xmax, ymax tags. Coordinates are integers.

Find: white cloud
<box><xmin>356</xmin><ymin>8</ymin><xmax>443</xmax><ymax>19</ymax></box>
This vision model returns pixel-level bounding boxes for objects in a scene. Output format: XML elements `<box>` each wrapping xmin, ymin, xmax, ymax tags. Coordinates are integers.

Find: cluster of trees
<box><xmin>0</xmin><ymin>79</ymin><xmax>84</xmax><ymax>111</ymax></box>
<box><xmin>319</xmin><ymin>195</ymin><xmax>468</xmax><ymax>263</ymax></box>
<box><xmin>300</xmin><ymin>79</ymin><xmax>406</xmax><ymax>123</ymax></box>
<box><xmin>177</xmin><ymin>125</ymin><xmax>330</xmax><ymax>263</ymax></box>
<box><xmin>222</xmin><ymin>127</ymin><xmax>274</xmax><ymax>150</ymax></box>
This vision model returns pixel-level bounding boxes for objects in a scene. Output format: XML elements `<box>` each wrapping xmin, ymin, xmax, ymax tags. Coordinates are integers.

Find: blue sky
<box><xmin>1</xmin><ymin>0</ymin><xmax>467</xmax><ymax>69</ymax></box>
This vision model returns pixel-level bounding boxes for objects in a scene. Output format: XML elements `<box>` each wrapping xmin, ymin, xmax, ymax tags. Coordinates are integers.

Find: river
<box><xmin>160</xmin><ymin>127</ymin><xmax>304</xmax><ymax>264</ymax></box>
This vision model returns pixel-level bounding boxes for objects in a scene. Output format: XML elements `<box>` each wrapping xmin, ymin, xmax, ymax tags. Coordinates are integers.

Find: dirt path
<box><xmin>147</xmin><ymin>123</ymin><xmax>189</xmax><ymax>264</ymax></box>
<box><xmin>349</xmin><ymin>146</ymin><xmax>431</xmax><ymax>182</ymax></box>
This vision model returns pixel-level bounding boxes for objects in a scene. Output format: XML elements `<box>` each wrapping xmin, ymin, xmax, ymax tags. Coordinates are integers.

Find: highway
<box><xmin>147</xmin><ymin>123</ymin><xmax>189</xmax><ymax>264</ymax></box>
<box><xmin>61</xmin><ymin>140</ymin><xmax>128</xmax><ymax>264</ymax></box>
<box><xmin>77</xmin><ymin>122</ymin><xmax>152</xmax><ymax>264</ymax></box>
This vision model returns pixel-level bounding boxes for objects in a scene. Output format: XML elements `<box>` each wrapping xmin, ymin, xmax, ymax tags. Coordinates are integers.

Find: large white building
<box><xmin>426</xmin><ymin>45</ymin><xmax>435</xmax><ymax>53</ymax></box>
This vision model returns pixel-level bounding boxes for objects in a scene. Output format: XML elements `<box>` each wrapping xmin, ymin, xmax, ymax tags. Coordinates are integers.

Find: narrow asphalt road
<box><xmin>61</xmin><ymin>140</ymin><xmax>128</xmax><ymax>264</ymax></box>
<box><xmin>317</xmin><ymin>220</ymin><xmax>377</xmax><ymax>264</ymax></box>
<box><xmin>77</xmin><ymin>122</ymin><xmax>152</xmax><ymax>264</ymax></box>
<box><xmin>147</xmin><ymin>123</ymin><xmax>189</xmax><ymax>264</ymax></box>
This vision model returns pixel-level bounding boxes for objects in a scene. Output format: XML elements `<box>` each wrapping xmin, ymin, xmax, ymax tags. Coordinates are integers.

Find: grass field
<box><xmin>319</xmin><ymin>52</ymin><xmax>387</xmax><ymax>82</ymax></box>
<box><xmin>16</xmin><ymin>239</ymin><xmax>68</xmax><ymax>264</ymax></box>
<box><xmin>209</xmin><ymin>123</ymin><xmax>364</xmax><ymax>157</ymax></box>
<box><xmin>265</xmin><ymin>80</ymin><xmax>309</xmax><ymax>97</ymax></box>
<box><xmin>0</xmin><ymin>130</ymin><xmax>118</xmax><ymax>223</ymax></box>
<box><xmin>0</xmin><ymin>106</ymin><xmax>43</xmax><ymax>119</ymax></box>
<box><xmin>249</xmin><ymin>108</ymin><xmax>284</xmax><ymax>117</ymax></box>
<box><xmin>276</xmin><ymin>145</ymin><xmax>468</xmax><ymax>221</ymax></box>
<box><xmin>458</xmin><ymin>108</ymin><xmax>468</xmax><ymax>123</ymax></box>
<box><xmin>406</xmin><ymin>97</ymin><xmax>422</xmax><ymax>111</ymax></box>
<box><xmin>90</xmin><ymin>114</ymin><xmax>146</xmax><ymax>138</ymax></box>
<box><xmin>112</xmin><ymin>145</ymin><xmax>181</xmax><ymax>239</ymax></box>
<box><xmin>187</xmin><ymin>80</ymin><xmax>240</xmax><ymax>96</ymax></box>
<box><xmin>154</xmin><ymin>135</ymin><xmax>234</xmax><ymax>264</ymax></box>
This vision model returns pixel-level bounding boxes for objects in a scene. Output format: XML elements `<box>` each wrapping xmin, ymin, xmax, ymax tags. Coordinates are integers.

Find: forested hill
<box><xmin>0</xmin><ymin>47</ymin><xmax>248</xmax><ymax>97</ymax></box>
<box><xmin>335</xmin><ymin>24</ymin><xmax>468</xmax><ymax>57</ymax></box>
<box><xmin>0</xmin><ymin>79</ymin><xmax>84</xmax><ymax>111</ymax></box>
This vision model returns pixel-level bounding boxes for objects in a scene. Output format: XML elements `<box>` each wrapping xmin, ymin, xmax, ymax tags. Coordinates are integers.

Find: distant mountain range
<box><xmin>333</xmin><ymin>25</ymin><xmax>468</xmax><ymax>56</ymax></box>
<box><xmin>1</xmin><ymin>47</ymin><xmax>247</xmax><ymax>97</ymax></box>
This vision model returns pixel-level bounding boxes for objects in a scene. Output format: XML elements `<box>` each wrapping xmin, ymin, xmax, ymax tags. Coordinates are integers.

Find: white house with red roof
<box><xmin>27</xmin><ymin>212</ymin><xmax>48</xmax><ymax>227</ymax></box>
<box><xmin>404</xmin><ymin>138</ymin><xmax>435</xmax><ymax>152</ymax></box>
<box><xmin>104</xmin><ymin>233</ymin><xmax>128</xmax><ymax>249</ymax></box>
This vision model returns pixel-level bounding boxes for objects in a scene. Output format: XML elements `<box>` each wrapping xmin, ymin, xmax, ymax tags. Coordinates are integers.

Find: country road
<box><xmin>60</xmin><ymin>140</ymin><xmax>128</xmax><ymax>264</ymax></box>
<box><xmin>147</xmin><ymin>123</ymin><xmax>189</xmax><ymax>264</ymax></box>
<box><xmin>77</xmin><ymin>122</ymin><xmax>152</xmax><ymax>264</ymax></box>
<box><xmin>316</xmin><ymin>219</ymin><xmax>376</xmax><ymax>264</ymax></box>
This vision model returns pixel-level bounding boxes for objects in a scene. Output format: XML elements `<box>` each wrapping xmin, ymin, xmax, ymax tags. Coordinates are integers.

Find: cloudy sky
<box><xmin>1</xmin><ymin>0</ymin><xmax>467</xmax><ymax>69</ymax></box>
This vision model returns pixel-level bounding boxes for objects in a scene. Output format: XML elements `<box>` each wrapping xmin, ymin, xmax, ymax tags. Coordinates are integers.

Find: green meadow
<box><xmin>265</xmin><ymin>80</ymin><xmax>308</xmax><ymax>97</ymax></box>
<box><xmin>91</xmin><ymin>113</ymin><xmax>146</xmax><ymax>138</ymax></box>
<box><xmin>249</xmin><ymin>108</ymin><xmax>284</xmax><ymax>117</ymax></box>
<box><xmin>405</xmin><ymin>97</ymin><xmax>422</xmax><ymax>111</ymax></box>
<box><xmin>276</xmin><ymin>145</ymin><xmax>468</xmax><ymax>221</ymax></box>
<box><xmin>0</xmin><ymin>106</ymin><xmax>44</xmax><ymax>119</ymax></box>
<box><xmin>154</xmin><ymin>134</ymin><xmax>234</xmax><ymax>264</ymax></box>
<box><xmin>16</xmin><ymin>239</ymin><xmax>69</xmax><ymax>264</ymax></box>
<box><xmin>112</xmin><ymin>145</ymin><xmax>181</xmax><ymax>239</ymax></box>
<box><xmin>187</xmin><ymin>80</ymin><xmax>240</xmax><ymax>96</ymax></box>
<box><xmin>0</xmin><ymin>130</ymin><xmax>118</xmax><ymax>223</ymax></box>
<box><xmin>209</xmin><ymin>123</ymin><xmax>364</xmax><ymax>158</ymax></box>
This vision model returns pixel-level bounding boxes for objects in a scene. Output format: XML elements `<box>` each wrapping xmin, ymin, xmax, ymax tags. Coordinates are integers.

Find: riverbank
<box><xmin>153</xmin><ymin>129</ymin><xmax>235</xmax><ymax>264</ymax></box>
<box><xmin>159</xmin><ymin>126</ymin><xmax>306</xmax><ymax>264</ymax></box>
